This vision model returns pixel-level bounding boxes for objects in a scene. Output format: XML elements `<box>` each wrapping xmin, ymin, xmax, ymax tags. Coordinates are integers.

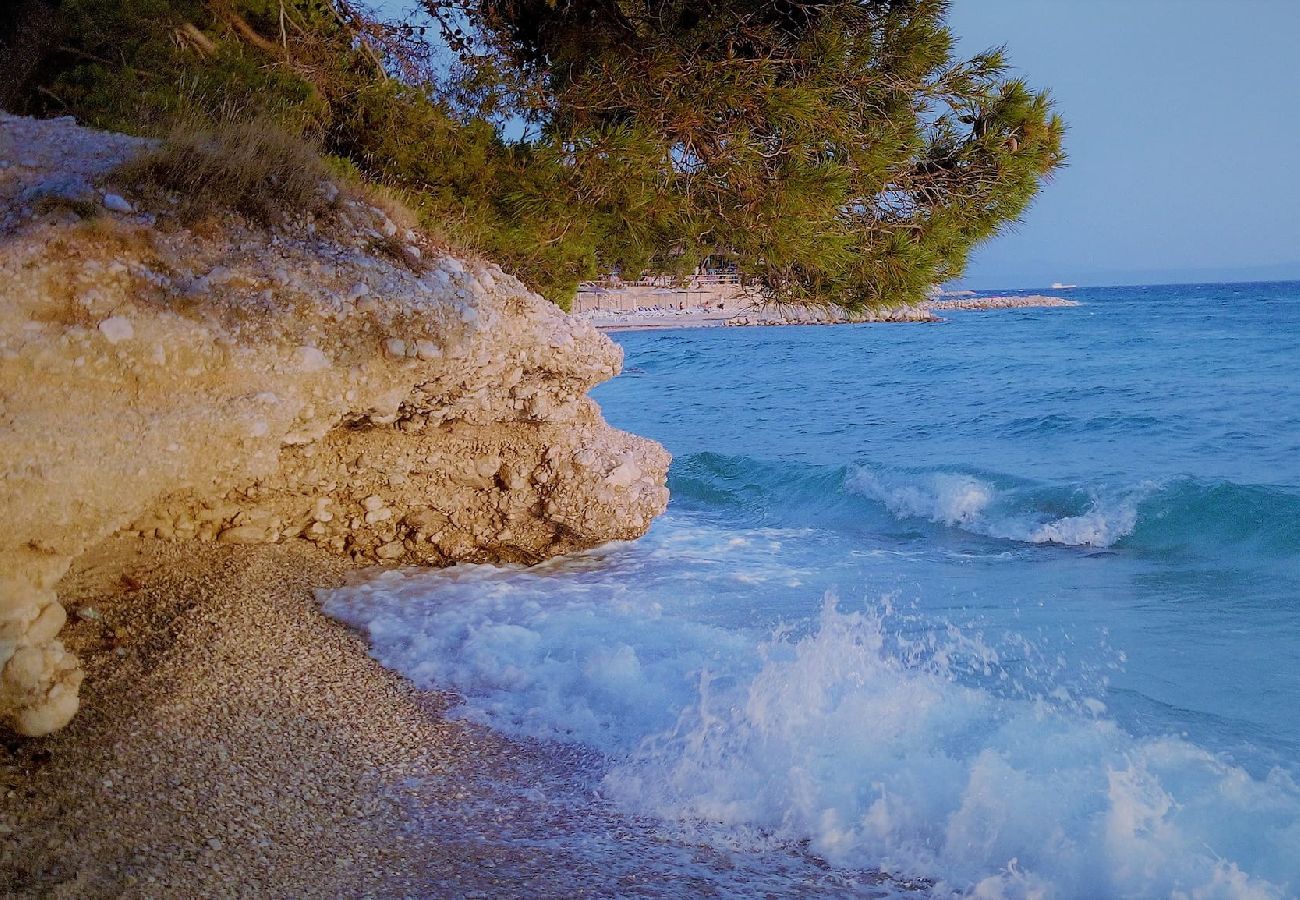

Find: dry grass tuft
<box><xmin>352</xmin><ymin>182</ymin><xmax>421</xmax><ymax>236</ymax></box>
<box><xmin>113</xmin><ymin>118</ymin><xmax>335</xmax><ymax>223</ymax></box>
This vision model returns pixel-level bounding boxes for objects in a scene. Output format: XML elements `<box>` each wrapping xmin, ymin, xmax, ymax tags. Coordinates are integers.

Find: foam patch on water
<box><xmin>606</xmin><ymin>597</ymin><xmax>1300</xmax><ymax>897</ymax></box>
<box><xmin>321</xmin><ymin>557</ymin><xmax>1300</xmax><ymax>898</ymax></box>
<box><xmin>319</xmin><ymin>517</ymin><xmax>813</xmax><ymax>745</ymax></box>
<box><xmin>848</xmin><ymin>468</ymin><xmax>1142</xmax><ymax>547</ymax></box>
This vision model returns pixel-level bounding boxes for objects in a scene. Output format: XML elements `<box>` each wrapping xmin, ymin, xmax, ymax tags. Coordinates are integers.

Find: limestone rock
<box><xmin>101</xmin><ymin>192</ymin><xmax>132</xmax><ymax>213</ymax></box>
<box><xmin>0</xmin><ymin>111</ymin><xmax>669</xmax><ymax>736</ymax></box>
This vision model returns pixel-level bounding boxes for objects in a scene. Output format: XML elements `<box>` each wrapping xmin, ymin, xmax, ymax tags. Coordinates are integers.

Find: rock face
<box><xmin>0</xmin><ymin>113</ymin><xmax>670</xmax><ymax>736</ymax></box>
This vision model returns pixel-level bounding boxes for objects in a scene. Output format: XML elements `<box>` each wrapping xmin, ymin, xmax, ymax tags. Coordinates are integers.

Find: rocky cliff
<box><xmin>0</xmin><ymin>113</ymin><xmax>670</xmax><ymax>736</ymax></box>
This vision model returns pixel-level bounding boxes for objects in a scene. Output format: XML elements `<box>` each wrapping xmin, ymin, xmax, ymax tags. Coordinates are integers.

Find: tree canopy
<box><xmin>2</xmin><ymin>0</ymin><xmax>1064</xmax><ymax>309</ymax></box>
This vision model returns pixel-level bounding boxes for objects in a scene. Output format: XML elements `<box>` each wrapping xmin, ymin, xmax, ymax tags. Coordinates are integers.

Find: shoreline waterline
<box><xmin>584</xmin><ymin>294</ymin><xmax>1079</xmax><ymax>331</ymax></box>
<box><xmin>3</xmin><ymin>535</ymin><xmax>926</xmax><ymax>896</ymax></box>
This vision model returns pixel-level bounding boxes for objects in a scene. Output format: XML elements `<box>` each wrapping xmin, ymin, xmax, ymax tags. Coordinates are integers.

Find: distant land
<box><xmin>952</xmin><ymin>260</ymin><xmax>1300</xmax><ymax>292</ymax></box>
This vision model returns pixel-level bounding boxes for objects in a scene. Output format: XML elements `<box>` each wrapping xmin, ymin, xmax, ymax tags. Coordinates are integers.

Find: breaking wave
<box><xmin>670</xmin><ymin>452</ymin><xmax>1300</xmax><ymax>555</ymax></box>
<box><xmin>321</xmin><ymin>569</ymin><xmax>1300</xmax><ymax>897</ymax></box>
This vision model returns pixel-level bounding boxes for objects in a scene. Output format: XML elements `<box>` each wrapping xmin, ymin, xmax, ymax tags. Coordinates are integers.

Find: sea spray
<box><xmin>845</xmin><ymin>466</ymin><xmax>1144</xmax><ymax>548</ymax></box>
<box><xmin>604</xmin><ymin>594</ymin><xmax>1299</xmax><ymax>897</ymax></box>
<box><xmin>322</xmin><ymin>562</ymin><xmax>1300</xmax><ymax>898</ymax></box>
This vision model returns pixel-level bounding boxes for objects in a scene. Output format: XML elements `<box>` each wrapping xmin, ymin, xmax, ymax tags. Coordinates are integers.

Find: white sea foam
<box><xmin>866</xmin><ymin>471</ymin><xmax>996</xmax><ymax>526</ymax></box>
<box><xmin>847</xmin><ymin>468</ymin><xmax>1142</xmax><ymax>547</ymax></box>
<box><xmin>321</xmin><ymin>555</ymin><xmax>1300</xmax><ymax>898</ymax></box>
<box><xmin>319</xmin><ymin>517</ymin><xmax>806</xmax><ymax>745</ymax></box>
<box><xmin>606</xmin><ymin>597</ymin><xmax>1300</xmax><ymax>897</ymax></box>
<box><xmin>1024</xmin><ymin>503</ymin><xmax>1137</xmax><ymax>547</ymax></box>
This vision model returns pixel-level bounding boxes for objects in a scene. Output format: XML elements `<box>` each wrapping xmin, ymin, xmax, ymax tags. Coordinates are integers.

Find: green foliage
<box><xmin>456</xmin><ymin>0</ymin><xmax>1066</xmax><ymax>308</ymax></box>
<box><xmin>5</xmin><ymin>0</ymin><xmax>600</xmax><ymax>300</ymax></box>
<box><xmin>13</xmin><ymin>0</ymin><xmax>328</xmax><ymax>133</ymax></box>
<box><xmin>4</xmin><ymin>0</ymin><xmax>1064</xmax><ymax>309</ymax></box>
<box><xmin>334</xmin><ymin>79</ymin><xmax>601</xmax><ymax>298</ymax></box>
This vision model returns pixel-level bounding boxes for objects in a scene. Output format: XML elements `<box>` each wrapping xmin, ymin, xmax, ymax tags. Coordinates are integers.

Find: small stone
<box><xmin>102</xmin><ymin>193</ymin><xmax>132</xmax><ymax>213</ymax></box>
<box><xmin>296</xmin><ymin>346</ymin><xmax>330</xmax><ymax>372</ymax></box>
<box><xmin>362</xmin><ymin>495</ymin><xmax>385</xmax><ymax>512</ymax></box>
<box><xmin>376</xmin><ymin>541</ymin><xmax>405</xmax><ymax>560</ymax></box>
<box><xmin>217</xmin><ymin>525</ymin><xmax>269</xmax><ymax>544</ymax></box>
<box><xmin>98</xmin><ymin>316</ymin><xmax>134</xmax><ymax>344</ymax></box>
<box><xmin>384</xmin><ymin>337</ymin><xmax>407</xmax><ymax>358</ymax></box>
<box><xmin>414</xmin><ymin>340</ymin><xmax>441</xmax><ymax>360</ymax></box>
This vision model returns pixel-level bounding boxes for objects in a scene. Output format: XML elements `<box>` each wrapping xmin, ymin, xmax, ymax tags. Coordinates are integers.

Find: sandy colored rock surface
<box><xmin>0</xmin><ymin>111</ymin><xmax>668</xmax><ymax>736</ymax></box>
<box><xmin>580</xmin><ymin>298</ymin><xmax>937</xmax><ymax>330</ymax></box>
<box><xmin>724</xmin><ymin>301</ymin><xmax>938</xmax><ymax>327</ymax></box>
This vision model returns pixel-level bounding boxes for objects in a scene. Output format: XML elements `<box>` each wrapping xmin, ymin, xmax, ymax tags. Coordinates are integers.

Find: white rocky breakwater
<box><xmin>725</xmin><ymin>301</ymin><xmax>937</xmax><ymax>326</ymax></box>
<box><xmin>928</xmin><ymin>294</ymin><xmax>1079</xmax><ymax>311</ymax></box>
<box><xmin>0</xmin><ymin>113</ymin><xmax>669</xmax><ymax>736</ymax></box>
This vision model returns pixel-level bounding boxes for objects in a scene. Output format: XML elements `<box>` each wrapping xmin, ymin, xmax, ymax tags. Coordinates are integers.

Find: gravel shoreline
<box><xmin>1</xmin><ymin>536</ymin><xmax>491</xmax><ymax>896</ymax></box>
<box><xmin>1</xmin><ymin>536</ymin><xmax>921</xmax><ymax>897</ymax></box>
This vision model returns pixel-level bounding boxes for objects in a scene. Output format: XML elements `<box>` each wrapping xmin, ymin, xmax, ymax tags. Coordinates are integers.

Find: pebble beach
<box><xmin>1</xmin><ymin>537</ymin><xmax>904</xmax><ymax>897</ymax></box>
<box><xmin>2</xmin><ymin>537</ymin><xmax>482</xmax><ymax>895</ymax></box>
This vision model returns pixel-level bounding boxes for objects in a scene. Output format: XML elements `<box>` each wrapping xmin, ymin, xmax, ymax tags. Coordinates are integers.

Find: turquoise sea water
<box><xmin>323</xmin><ymin>283</ymin><xmax>1300</xmax><ymax>897</ymax></box>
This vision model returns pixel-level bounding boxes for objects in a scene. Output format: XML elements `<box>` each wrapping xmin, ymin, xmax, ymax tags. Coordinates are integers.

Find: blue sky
<box><xmin>947</xmin><ymin>0</ymin><xmax>1300</xmax><ymax>288</ymax></box>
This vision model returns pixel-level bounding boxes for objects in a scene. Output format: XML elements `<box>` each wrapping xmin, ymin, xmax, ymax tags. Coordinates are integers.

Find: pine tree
<box><xmin>430</xmin><ymin>0</ymin><xmax>1066</xmax><ymax>308</ymax></box>
<box><xmin>4</xmin><ymin>0</ymin><xmax>1064</xmax><ymax>309</ymax></box>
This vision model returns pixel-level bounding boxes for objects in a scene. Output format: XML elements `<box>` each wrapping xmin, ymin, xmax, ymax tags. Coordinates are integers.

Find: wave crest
<box><xmin>847</xmin><ymin>468</ymin><xmax>1141</xmax><ymax>548</ymax></box>
<box><xmin>670</xmin><ymin>453</ymin><xmax>1300</xmax><ymax>555</ymax></box>
<box><xmin>605</xmin><ymin>595</ymin><xmax>1300</xmax><ymax>897</ymax></box>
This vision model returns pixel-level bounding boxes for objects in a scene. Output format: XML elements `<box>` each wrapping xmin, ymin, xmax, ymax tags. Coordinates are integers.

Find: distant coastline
<box><xmin>578</xmin><ymin>291</ymin><xmax>1080</xmax><ymax>331</ymax></box>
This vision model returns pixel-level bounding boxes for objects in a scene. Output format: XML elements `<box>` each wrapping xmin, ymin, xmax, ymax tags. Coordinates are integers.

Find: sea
<box><xmin>321</xmin><ymin>282</ymin><xmax>1300</xmax><ymax>897</ymax></box>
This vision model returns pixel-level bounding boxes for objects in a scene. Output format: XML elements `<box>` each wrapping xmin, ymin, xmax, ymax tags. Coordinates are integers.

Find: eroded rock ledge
<box><xmin>0</xmin><ymin>113</ymin><xmax>670</xmax><ymax>736</ymax></box>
